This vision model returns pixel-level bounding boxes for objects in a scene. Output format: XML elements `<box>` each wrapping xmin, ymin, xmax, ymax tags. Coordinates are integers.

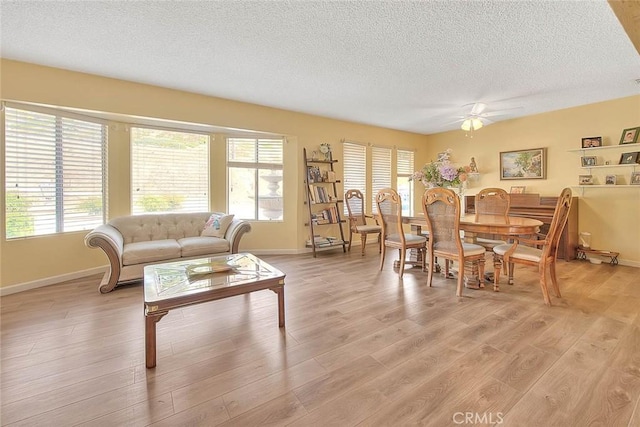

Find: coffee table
<box><xmin>143</xmin><ymin>253</ymin><xmax>286</xmax><ymax>368</ymax></box>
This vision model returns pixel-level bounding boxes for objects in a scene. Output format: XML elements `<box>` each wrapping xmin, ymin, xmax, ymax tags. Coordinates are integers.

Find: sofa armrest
<box><xmin>84</xmin><ymin>224</ymin><xmax>125</xmax><ymax>293</ymax></box>
<box><xmin>225</xmin><ymin>219</ymin><xmax>252</xmax><ymax>253</ymax></box>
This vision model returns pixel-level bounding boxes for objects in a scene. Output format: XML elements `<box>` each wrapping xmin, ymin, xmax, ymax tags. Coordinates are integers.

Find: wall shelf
<box><xmin>567</xmin><ymin>142</ymin><xmax>640</xmax><ymax>153</ymax></box>
<box><xmin>580</xmin><ymin>164</ymin><xmax>638</xmax><ymax>170</ymax></box>
<box><xmin>570</xmin><ymin>143</ymin><xmax>640</xmax><ymax>192</ymax></box>
<box><xmin>571</xmin><ymin>184</ymin><xmax>640</xmax><ymax>196</ymax></box>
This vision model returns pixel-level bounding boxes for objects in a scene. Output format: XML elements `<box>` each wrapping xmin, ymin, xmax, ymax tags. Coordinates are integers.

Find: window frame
<box><xmin>4</xmin><ymin>104</ymin><xmax>108</xmax><ymax>239</ymax></box>
<box><xmin>130</xmin><ymin>126</ymin><xmax>210</xmax><ymax>215</ymax></box>
<box><xmin>227</xmin><ymin>137</ymin><xmax>284</xmax><ymax>221</ymax></box>
<box><xmin>397</xmin><ymin>148</ymin><xmax>415</xmax><ymax>216</ymax></box>
<box><xmin>342</xmin><ymin>142</ymin><xmax>367</xmax><ymax>215</ymax></box>
<box><xmin>371</xmin><ymin>146</ymin><xmax>392</xmax><ymax>213</ymax></box>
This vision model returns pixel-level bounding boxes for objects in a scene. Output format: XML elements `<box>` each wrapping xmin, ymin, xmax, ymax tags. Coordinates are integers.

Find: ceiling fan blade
<box><xmin>481</xmin><ymin>106</ymin><xmax>524</xmax><ymax>118</ymax></box>
<box><xmin>470</xmin><ymin>102</ymin><xmax>487</xmax><ymax>115</ymax></box>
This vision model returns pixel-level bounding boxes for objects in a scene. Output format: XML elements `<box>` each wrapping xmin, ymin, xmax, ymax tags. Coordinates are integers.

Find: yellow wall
<box><xmin>0</xmin><ymin>60</ymin><xmax>426</xmax><ymax>288</ymax></box>
<box><xmin>1</xmin><ymin>59</ymin><xmax>639</xmax><ymax>289</ymax></box>
<box><xmin>421</xmin><ymin>96</ymin><xmax>640</xmax><ymax>265</ymax></box>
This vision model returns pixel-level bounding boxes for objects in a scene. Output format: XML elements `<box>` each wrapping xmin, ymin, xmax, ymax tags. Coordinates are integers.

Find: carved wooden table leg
<box><xmin>463</xmin><ymin>261</ymin><xmax>480</xmax><ymax>289</ymax></box>
<box><xmin>145</xmin><ymin>309</ymin><xmax>168</xmax><ymax>368</ymax></box>
<box><xmin>493</xmin><ymin>255</ymin><xmax>502</xmax><ymax>292</ymax></box>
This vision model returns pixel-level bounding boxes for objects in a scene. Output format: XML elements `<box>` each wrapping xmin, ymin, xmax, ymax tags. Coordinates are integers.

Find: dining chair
<box><xmin>422</xmin><ymin>187</ymin><xmax>486</xmax><ymax>297</ymax></box>
<box><xmin>492</xmin><ymin>188</ymin><xmax>573</xmax><ymax>306</ymax></box>
<box><xmin>474</xmin><ymin>187</ymin><xmax>510</xmax><ymax>250</ymax></box>
<box><xmin>344</xmin><ymin>189</ymin><xmax>382</xmax><ymax>255</ymax></box>
<box><xmin>375</xmin><ymin>188</ymin><xmax>426</xmax><ymax>277</ymax></box>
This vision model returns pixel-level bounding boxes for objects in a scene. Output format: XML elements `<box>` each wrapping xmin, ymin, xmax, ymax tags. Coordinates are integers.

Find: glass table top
<box><xmin>144</xmin><ymin>253</ymin><xmax>285</xmax><ymax>303</ymax></box>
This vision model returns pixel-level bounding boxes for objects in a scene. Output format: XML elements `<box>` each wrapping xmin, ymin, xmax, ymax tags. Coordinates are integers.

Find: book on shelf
<box><xmin>307</xmin><ymin>166</ymin><xmax>322</xmax><ymax>183</ymax></box>
<box><xmin>309</xmin><ymin>186</ymin><xmax>332</xmax><ymax>203</ymax></box>
<box><xmin>306</xmin><ymin>235</ymin><xmax>345</xmax><ymax>247</ymax></box>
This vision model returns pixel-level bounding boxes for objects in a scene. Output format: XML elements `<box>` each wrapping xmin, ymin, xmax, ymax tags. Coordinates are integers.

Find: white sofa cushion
<box><xmin>201</xmin><ymin>213</ymin><xmax>234</xmax><ymax>238</ymax></box>
<box><xmin>123</xmin><ymin>239</ymin><xmax>181</xmax><ymax>266</ymax></box>
<box><xmin>179</xmin><ymin>236</ymin><xmax>230</xmax><ymax>257</ymax></box>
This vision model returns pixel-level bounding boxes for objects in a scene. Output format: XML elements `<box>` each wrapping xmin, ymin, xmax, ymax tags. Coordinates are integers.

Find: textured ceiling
<box><xmin>1</xmin><ymin>1</ymin><xmax>639</xmax><ymax>135</ymax></box>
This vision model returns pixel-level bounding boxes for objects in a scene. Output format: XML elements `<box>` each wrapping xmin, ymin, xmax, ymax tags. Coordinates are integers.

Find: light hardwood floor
<box><xmin>1</xmin><ymin>251</ymin><xmax>640</xmax><ymax>426</ymax></box>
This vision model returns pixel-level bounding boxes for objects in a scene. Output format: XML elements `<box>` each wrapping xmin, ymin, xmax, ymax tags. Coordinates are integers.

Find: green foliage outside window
<box><xmin>6</xmin><ymin>192</ymin><xmax>34</xmax><ymax>238</ymax></box>
<box><xmin>78</xmin><ymin>197</ymin><xmax>103</xmax><ymax>216</ymax></box>
<box><xmin>137</xmin><ymin>195</ymin><xmax>185</xmax><ymax>212</ymax></box>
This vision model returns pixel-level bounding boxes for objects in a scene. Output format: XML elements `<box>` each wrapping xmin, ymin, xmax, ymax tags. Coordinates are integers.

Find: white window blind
<box><xmin>371</xmin><ymin>146</ymin><xmax>392</xmax><ymax>213</ymax></box>
<box><xmin>342</xmin><ymin>142</ymin><xmax>366</xmax><ymax>215</ymax></box>
<box><xmin>5</xmin><ymin>107</ymin><xmax>107</xmax><ymax>239</ymax></box>
<box><xmin>397</xmin><ymin>149</ymin><xmax>415</xmax><ymax>216</ymax></box>
<box><xmin>227</xmin><ymin>137</ymin><xmax>283</xmax><ymax>220</ymax></box>
<box><xmin>131</xmin><ymin>128</ymin><xmax>209</xmax><ymax>214</ymax></box>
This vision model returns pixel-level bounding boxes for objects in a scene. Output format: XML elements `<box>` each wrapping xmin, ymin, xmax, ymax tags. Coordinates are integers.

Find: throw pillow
<box><xmin>201</xmin><ymin>213</ymin><xmax>234</xmax><ymax>238</ymax></box>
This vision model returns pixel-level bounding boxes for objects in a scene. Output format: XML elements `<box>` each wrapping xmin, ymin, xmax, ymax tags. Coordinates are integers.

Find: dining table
<box><xmin>402</xmin><ymin>214</ymin><xmax>544</xmax><ymax>290</ymax></box>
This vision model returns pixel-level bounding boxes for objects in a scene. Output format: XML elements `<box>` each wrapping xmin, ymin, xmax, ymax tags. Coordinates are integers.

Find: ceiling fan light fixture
<box><xmin>461</xmin><ymin>117</ymin><xmax>483</xmax><ymax>132</ymax></box>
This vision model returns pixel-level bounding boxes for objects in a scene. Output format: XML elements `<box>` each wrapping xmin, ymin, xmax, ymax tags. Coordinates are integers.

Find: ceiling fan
<box><xmin>456</xmin><ymin>102</ymin><xmax>522</xmax><ymax>133</ymax></box>
<box><xmin>460</xmin><ymin>102</ymin><xmax>488</xmax><ymax>131</ymax></box>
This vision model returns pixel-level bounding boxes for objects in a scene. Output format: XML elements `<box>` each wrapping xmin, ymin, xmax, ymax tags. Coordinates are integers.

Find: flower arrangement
<box><xmin>411</xmin><ymin>149</ymin><xmax>471</xmax><ymax>188</ymax></box>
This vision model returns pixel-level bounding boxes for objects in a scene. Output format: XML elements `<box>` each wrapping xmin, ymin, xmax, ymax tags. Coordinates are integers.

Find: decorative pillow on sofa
<box><xmin>201</xmin><ymin>213</ymin><xmax>234</xmax><ymax>238</ymax></box>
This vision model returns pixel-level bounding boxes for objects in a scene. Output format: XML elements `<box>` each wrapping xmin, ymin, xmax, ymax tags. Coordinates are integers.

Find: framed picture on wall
<box><xmin>580</xmin><ymin>156</ymin><xmax>597</xmax><ymax>167</ymax></box>
<box><xmin>619</xmin><ymin>152</ymin><xmax>640</xmax><ymax>165</ymax></box>
<box><xmin>579</xmin><ymin>175</ymin><xmax>594</xmax><ymax>185</ymax></box>
<box><xmin>620</xmin><ymin>127</ymin><xmax>640</xmax><ymax>145</ymax></box>
<box><xmin>500</xmin><ymin>147</ymin><xmax>546</xmax><ymax>180</ymax></box>
<box><xmin>581</xmin><ymin>136</ymin><xmax>602</xmax><ymax>148</ymax></box>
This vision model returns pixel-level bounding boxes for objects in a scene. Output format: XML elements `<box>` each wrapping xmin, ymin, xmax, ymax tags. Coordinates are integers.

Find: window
<box><xmin>4</xmin><ymin>106</ymin><xmax>107</xmax><ymax>239</ymax></box>
<box><xmin>371</xmin><ymin>146</ymin><xmax>391</xmax><ymax>213</ymax></box>
<box><xmin>397</xmin><ymin>149</ymin><xmax>415</xmax><ymax>216</ymax></box>
<box><xmin>227</xmin><ymin>137</ymin><xmax>283</xmax><ymax>220</ymax></box>
<box><xmin>343</xmin><ymin>142</ymin><xmax>366</xmax><ymax>215</ymax></box>
<box><xmin>131</xmin><ymin>128</ymin><xmax>209</xmax><ymax>215</ymax></box>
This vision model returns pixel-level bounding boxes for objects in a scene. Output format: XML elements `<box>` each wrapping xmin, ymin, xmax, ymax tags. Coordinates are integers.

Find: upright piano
<box><xmin>465</xmin><ymin>193</ymin><xmax>578</xmax><ymax>261</ymax></box>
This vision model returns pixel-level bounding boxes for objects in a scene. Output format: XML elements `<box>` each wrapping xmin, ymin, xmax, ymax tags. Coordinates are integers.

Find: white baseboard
<box><xmin>246</xmin><ymin>249</ymin><xmax>303</xmax><ymax>255</ymax></box>
<box><xmin>1</xmin><ymin>266</ymin><xmax>108</xmax><ymax>296</ymax></box>
<box><xmin>617</xmin><ymin>258</ymin><xmax>639</xmax><ymax>268</ymax></box>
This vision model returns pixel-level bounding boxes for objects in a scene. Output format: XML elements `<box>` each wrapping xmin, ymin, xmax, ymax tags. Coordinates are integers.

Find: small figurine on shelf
<box><xmin>319</xmin><ymin>143</ymin><xmax>331</xmax><ymax>161</ymax></box>
<box><xmin>469</xmin><ymin>157</ymin><xmax>478</xmax><ymax>173</ymax></box>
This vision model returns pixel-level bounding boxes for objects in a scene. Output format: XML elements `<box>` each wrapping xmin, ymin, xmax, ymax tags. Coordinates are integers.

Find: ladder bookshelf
<box><xmin>303</xmin><ymin>148</ymin><xmax>348</xmax><ymax>257</ymax></box>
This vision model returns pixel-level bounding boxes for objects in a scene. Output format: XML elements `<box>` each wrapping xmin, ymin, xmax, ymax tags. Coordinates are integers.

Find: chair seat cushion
<box><xmin>387</xmin><ymin>233</ymin><xmax>427</xmax><ymax>244</ymax></box>
<box><xmin>494</xmin><ymin>243</ymin><xmax>542</xmax><ymax>262</ymax></box>
<box><xmin>434</xmin><ymin>242</ymin><xmax>486</xmax><ymax>257</ymax></box>
<box><xmin>355</xmin><ymin>225</ymin><xmax>381</xmax><ymax>233</ymax></box>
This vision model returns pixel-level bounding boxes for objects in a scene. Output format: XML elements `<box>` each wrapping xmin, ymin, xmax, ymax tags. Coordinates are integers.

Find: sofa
<box><xmin>85</xmin><ymin>212</ymin><xmax>251</xmax><ymax>293</ymax></box>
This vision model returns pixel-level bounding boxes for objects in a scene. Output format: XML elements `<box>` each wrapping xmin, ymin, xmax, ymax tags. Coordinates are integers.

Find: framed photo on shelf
<box><xmin>580</xmin><ymin>156</ymin><xmax>597</xmax><ymax>167</ymax></box>
<box><xmin>510</xmin><ymin>186</ymin><xmax>525</xmax><ymax>194</ymax></box>
<box><xmin>500</xmin><ymin>147</ymin><xmax>546</xmax><ymax>180</ymax></box>
<box><xmin>619</xmin><ymin>127</ymin><xmax>640</xmax><ymax>145</ymax></box>
<box><xmin>605</xmin><ymin>175</ymin><xmax>617</xmax><ymax>185</ymax></box>
<box><xmin>581</xmin><ymin>136</ymin><xmax>602</xmax><ymax>148</ymax></box>
<box><xmin>619</xmin><ymin>152</ymin><xmax>640</xmax><ymax>165</ymax></box>
<box><xmin>631</xmin><ymin>172</ymin><xmax>640</xmax><ymax>185</ymax></box>
<box><xmin>579</xmin><ymin>175</ymin><xmax>594</xmax><ymax>185</ymax></box>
